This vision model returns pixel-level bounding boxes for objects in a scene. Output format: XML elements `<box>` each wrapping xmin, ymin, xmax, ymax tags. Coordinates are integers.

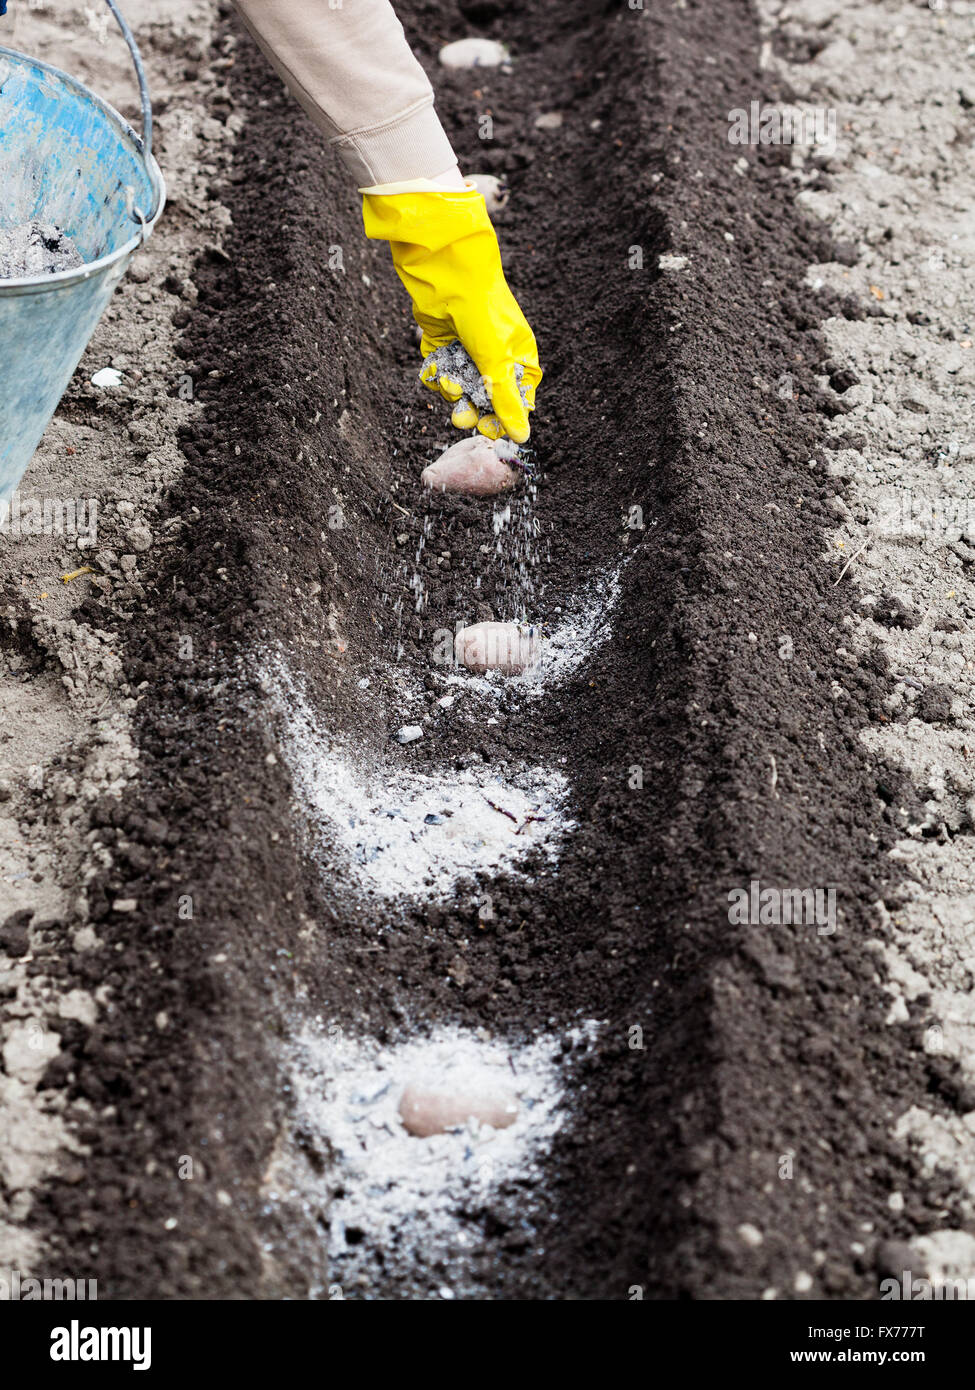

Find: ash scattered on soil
<box><xmin>270</xmin><ymin>658</ymin><xmax>572</xmax><ymax>901</ymax></box>
<box><xmin>0</xmin><ymin>222</ymin><xmax>84</xmax><ymax>278</ymax></box>
<box><xmin>272</xmin><ymin>1023</ymin><xmax>590</xmax><ymax>1296</ymax></box>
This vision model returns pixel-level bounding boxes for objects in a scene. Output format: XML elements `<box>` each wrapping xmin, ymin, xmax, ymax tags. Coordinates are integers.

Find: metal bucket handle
<box><xmin>104</xmin><ymin>0</ymin><xmax>159</xmax><ymax>233</ymax></box>
<box><xmin>103</xmin><ymin>0</ymin><xmax>153</xmax><ymax>163</ymax></box>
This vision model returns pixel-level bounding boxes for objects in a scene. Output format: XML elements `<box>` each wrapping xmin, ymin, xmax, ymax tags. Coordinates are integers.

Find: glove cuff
<box><xmin>362</xmin><ymin>188</ymin><xmax>493</xmax><ymax>255</ymax></box>
<box><xmin>359</xmin><ymin>176</ymin><xmax>470</xmax><ymax>195</ymax></box>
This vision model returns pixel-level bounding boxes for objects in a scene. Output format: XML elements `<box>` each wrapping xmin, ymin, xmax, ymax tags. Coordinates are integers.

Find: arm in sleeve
<box><xmin>233</xmin><ymin>0</ymin><xmax>457</xmax><ymax>185</ymax></box>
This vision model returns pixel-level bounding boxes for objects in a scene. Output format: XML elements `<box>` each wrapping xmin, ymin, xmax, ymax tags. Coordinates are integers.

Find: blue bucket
<box><xmin>0</xmin><ymin>0</ymin><xmax>165</xmax><ymax>501</ymax></box>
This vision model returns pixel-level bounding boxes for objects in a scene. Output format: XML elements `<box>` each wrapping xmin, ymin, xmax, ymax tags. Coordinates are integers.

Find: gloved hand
<box><xmin>362</xmin><ymin>186</ymin><xmax>541</xmax><ymax>443</ymax></box>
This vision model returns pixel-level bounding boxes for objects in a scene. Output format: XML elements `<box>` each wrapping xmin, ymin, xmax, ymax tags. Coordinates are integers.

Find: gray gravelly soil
<box><xmin>759</xmin><ymin>0</ymin><xmax>975</xmax><ymax>1288</ymax></box>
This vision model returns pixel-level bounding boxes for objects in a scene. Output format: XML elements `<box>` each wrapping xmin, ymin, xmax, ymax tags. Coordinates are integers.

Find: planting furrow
<box><xmin>21</xmin><ymin>0</ymin><xmax>959</xmax><ymax>1301</ymax></box>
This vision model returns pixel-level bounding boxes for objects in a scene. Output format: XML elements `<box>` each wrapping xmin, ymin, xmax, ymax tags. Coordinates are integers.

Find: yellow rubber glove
<box><xmin>362</xmin><ymin>186</ymin><xmax>541</xmax><ymax>443</ymax></box>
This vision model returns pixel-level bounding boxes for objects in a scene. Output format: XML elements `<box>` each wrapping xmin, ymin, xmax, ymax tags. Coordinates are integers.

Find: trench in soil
<box><xmin>33</xmin><ymin>0</ymin><xmax>957</xmax><ymax>1298</ymax></box>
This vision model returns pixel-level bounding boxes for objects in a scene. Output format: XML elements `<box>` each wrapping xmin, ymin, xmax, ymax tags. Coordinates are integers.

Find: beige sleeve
<box><xmin>232</xmin><ymin>0</ymin><xmax>457</xmax><ymax>186</ymax></box>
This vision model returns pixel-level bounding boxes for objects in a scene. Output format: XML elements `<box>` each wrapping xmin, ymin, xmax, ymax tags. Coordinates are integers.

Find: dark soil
<box><xmin>32</xmin><ymin>0</ymin><xmax>955</xmax><ymax>1298</ymax></box>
